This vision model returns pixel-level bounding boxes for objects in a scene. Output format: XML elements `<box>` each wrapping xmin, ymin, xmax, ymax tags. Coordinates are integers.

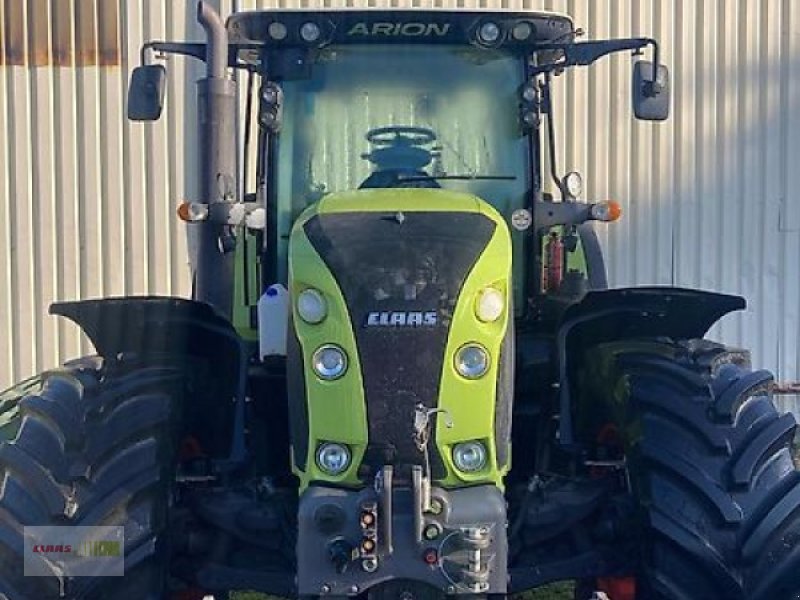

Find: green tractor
<box><xmin>2</xmin><ymin>3</ymin><xmax>799</xmax><ymax>599</ymax></box>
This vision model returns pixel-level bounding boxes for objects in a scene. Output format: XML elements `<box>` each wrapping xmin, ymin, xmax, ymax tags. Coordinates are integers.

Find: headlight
<box><xmin>455</xmin><ymin>344</ymin><xmax>489</xmax><ymax>379</ymax></box>
<box><xmin>476</xmin><ymin>288</ymin><xmax>504</xmax><ymax>323</ymax></box>
<box><xmin>267</xmin><ymin>21</ymin><xmax>288</xmax><ymax>40</ymax></box>
<box><xmin>300</xmin><ymin>22</ymin><xmax>321</xmax><ymax>42</ymax></box>
<box><xmin>511</xmin><ymin>21</ymin><xmax>533</xmax><ymax>41</ymax></box>
<box><xmin>453</xmin><ymin>441</ymin><xmax>487</xmax><ymax>472</ymax></box>
<box><xmin>563</xmin><ymin>171</ymin><xmax>583</xmax><ymax>199</ymax></box>
<box><xmin>297</xmin><ymin>288</ymin><xmax>327</xmax><ymax>324</ymax></box>
<box><xmin>316</xmin><ymin>443</ymin><xmax>351</xmax><ymax>475</ymax></box>
<box><xmin>477</xmin><ymin>21</ymin><xmax>501</xmax><ymax>44</ymax></box>
<box><xmin>312</xmin><ymin>345</ymin><xmax>347</xmax><ymax>380</ymax></box>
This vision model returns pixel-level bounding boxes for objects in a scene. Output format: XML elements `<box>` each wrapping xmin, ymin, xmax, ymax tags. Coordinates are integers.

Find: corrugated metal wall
<box><xmin>1</xmin><ymin>0</ymin><xmax>799</xmax><ymax>390</ymax></box>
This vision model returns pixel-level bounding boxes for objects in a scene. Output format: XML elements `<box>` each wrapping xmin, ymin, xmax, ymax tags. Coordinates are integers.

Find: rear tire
<box><xmin>0</xmin><ymin>359</ymin><xmax>181</xmax><ymax>599</ymax></box>
<box><xmin>585</xmin><ymin>339</ymin><xmax>800</xmax><ymax>600</ymax></box>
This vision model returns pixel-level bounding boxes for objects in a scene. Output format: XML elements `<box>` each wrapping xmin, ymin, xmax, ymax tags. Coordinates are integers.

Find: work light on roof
<box><xmin>511</xmin><ymin>21</ymin><xmax>533</xmax><ymax>41</ymax></box>
<box><xmin>477</xmin><ymin>22</ymin><xmax>501</xmax><ymax>44</ymax></box>
<box><xmin>267</xmin><ymin>21</ymin><xmax>288</xmax><ymax>40</ymax></box>
<box><xmin>300</xmin><ymin>22</ymin><xmax>321</xmax><ymax>42</ymax></box>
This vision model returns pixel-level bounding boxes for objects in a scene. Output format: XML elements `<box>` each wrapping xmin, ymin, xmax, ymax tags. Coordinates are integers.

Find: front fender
<box><xmin>50</xmin><ymin>297</ymin><xmax>243</xmax><ymax>386</ymax></box>
<box><xmin>556</xmin><ymin>287</ymin><xmax>745</xmax><ymax>446</ymax></box>
<box><xmin>50</xmin><ymin>297</ymin><xmax>247</xmax><ymax>459</ymax></box>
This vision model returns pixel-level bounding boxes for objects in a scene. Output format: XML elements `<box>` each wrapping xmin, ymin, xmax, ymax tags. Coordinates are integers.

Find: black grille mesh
<box><xmin>303</xmin><ymin>211</ymin><xmax>495</xmax><ymax>476</ymax></box>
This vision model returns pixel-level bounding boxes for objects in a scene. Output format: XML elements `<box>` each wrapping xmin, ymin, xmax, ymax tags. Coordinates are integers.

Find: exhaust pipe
<box><xmin>194</xmin><ymin>2</ymin><xmax>237</xmax><ymax>319</ymax></box>
<box><xmin>197</xmin><ymin>1</ymin><xmax>227</xmax><ymax>79</ymax></box>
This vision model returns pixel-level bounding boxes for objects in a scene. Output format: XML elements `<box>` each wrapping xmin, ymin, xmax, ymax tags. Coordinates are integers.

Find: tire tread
<box><xmin>593</xmin><ymin>340</ymin><xmax>800</xmax><ymax>599</ymax></box>
<box><xmin>0</xmin><ymin>362</ymin><xmax>180</xmax><ymax>599</ymax></box>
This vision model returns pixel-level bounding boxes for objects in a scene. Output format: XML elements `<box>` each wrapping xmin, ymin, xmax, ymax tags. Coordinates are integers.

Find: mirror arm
<box><xmin>643</xmin><ymin>39</ymin><xmax>663</xmax><ymax>97</ymax></box>
<box><xmin>139</xmin><ymin>41</ymin><xmax>260</xmax><ymax>71</ymax></box>
<box><xmin>140</xmin><ymin>41</ymin><xmax>208</xmax><ymax>66</ymax></box>
<box><xmin>531</xmin><ymin>37</ymin><xmax>662</xmax><ymax>84</ymax></box>
<box><xmin>564</xmin><ymin>37</ymin><xmax>651</xmax><ymax>65</ymax></box>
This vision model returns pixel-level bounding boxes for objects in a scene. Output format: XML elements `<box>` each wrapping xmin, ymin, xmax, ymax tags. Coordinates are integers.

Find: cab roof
<box><xmin>227</xmin><ymin>9</ymin><xmax>574</xmax><ymax>50</ymax></box>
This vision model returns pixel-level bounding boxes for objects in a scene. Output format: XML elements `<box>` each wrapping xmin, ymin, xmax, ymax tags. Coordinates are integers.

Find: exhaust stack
<box><xmin>194</xmin><ymin>1</ymin><xmax>237</xmax><ymax>318</ymax></box>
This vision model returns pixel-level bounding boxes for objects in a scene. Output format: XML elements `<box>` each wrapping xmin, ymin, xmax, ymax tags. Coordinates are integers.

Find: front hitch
<box><xmin>296</xmin><ymin>483</ymin><xmax>508</xmax><ymax>595</ymax></box>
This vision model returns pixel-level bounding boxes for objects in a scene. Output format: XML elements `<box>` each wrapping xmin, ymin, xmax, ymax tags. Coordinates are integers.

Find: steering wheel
<box><xmin>366</xmin><ymin>126</ymin><xmax>437</xmax><ymax>147</ymax></box>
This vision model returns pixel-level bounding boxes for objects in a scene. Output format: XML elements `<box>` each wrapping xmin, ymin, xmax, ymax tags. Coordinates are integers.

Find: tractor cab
<box><xmin>129</xmin><ymin>7</ymin><xmax>669</xmax><ymax>327</ymax></box>
<box><xmin>228</xmin><ymin>11</ymin><xmax>563</xmax><ymax>307</ymax></box>
<box><xmin>212</xmin><ymin>10</ymin><xmax>669</xmax><ymax>332</ymax></box>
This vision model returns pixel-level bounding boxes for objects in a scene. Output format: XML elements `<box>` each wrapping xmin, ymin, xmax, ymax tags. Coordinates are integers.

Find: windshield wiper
<box><xmin>397</xmin><ymin>174</ymin><xmax>517</xmax><ymax>182</ymax></box>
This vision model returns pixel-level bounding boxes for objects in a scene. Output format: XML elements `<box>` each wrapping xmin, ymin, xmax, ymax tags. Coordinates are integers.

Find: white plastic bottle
<box><xmin>258</xmin><ymin>284</ymin><xmax>289</xmax><ymax>359</ymax></box>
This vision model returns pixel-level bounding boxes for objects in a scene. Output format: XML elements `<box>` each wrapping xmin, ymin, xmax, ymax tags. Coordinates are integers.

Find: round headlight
<box><xmin>297</xmin><ymin>288</ymin><xmax>327</xmax><ymax>324</ymax></box>
<box><xmin>478</xmin><ymin>21</ymin><xmax>501</xmax><ymax>44</ymax></box>
<box><xmin>521</xmin><ymin>84</ymin><xmax>537</xmax><ymax>103</ymax></box>
<box><xmin>316</xmin><ymin>443</ymin><xmax>351</xmax><ymax>475</ymax></box>
<box><xmin>511</xmin><ymin>21</ymin><xmax>533</xmax><ymax>41</ymax></box>
<box><xmin>453</xmin><ymin>441</ymin><xmax>487</xmax><ymax>472</ymax></box>
<box><xmin>563</xmin><ymin>171</ymin><xmax>583</xmax><ymax>199</ymax></box>
<box><xmin>267</xmin><ymin>21</ymin><xmax>288</xmax><ymax>40</ymax></box>
<box><xmin>312</xmin><ymin>345</ymin><xmax>347</xmax><ymax>380</ymax></box>
<box><xmin>455</xmin><ymin>344</ymin><xmax>489</xmax><ymax>379</ymax></box>
<box><xmin>300</xmin><ymin>22</ymin><xmax>321</xmax><ymax>42</ymax></box>
<box><xmin>476</xmin><ymin>288</ymin><xmax>504</xmax><ymax>323</ymax></box>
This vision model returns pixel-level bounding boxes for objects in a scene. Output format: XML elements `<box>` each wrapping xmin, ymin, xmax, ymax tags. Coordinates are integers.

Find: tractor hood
<box><xmin>287</xmin><ymin>189</ymin><xmax>512</xmax><ymax>489</ymax></box>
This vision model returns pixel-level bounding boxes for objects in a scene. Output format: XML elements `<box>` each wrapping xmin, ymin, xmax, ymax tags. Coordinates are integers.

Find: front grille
<box><xmin>304</xmin><ymin>211</ymin><xmax>495</xmax><ymax>476</ymax></box>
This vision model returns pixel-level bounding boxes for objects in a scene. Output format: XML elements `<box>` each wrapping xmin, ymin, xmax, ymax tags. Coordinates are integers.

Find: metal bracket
<box><xmin>184</xmin><ymin>201</ymin><xmax>266</xmax><ymax>229</ymax></box>
<box><xmin>530</xmin><ymin>37</ymin><xmax>658</xmax><ymax>77</ymax></box>
<box><xmin>413</xmin><ymin>404</ymin><xmax>454</xmax><ymax>451</ymax></box>
<box><xmin>412</xmin><ymin>405</ymin><xmax>454</xmax><ymax>539</ymax></box>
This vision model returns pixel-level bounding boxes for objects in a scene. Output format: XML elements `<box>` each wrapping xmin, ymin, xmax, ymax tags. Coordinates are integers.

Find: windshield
<box><xmin>272</xmin><ymin>44</ymin><xmax>529</xmax><ymax>284</ymax></box>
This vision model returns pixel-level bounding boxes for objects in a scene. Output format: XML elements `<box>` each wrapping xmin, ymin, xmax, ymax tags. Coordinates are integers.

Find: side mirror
<box><xmin>127</xmin><ymin>65</ymin><xmax>166</xmax><ymax>121</ymax></box>
<box><xmin>632</xmin><ymin>60</ymin><xmax>670</xmax><ymax>121</ymax></box>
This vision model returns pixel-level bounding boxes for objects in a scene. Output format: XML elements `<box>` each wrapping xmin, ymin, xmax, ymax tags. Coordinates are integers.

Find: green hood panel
<box><xmin>289</xmin><ymin>230</ymin><xmax>369</xmax><ymax>488</ymax></box>
<box><xmin>313</xmin><ymin>188</ymin><xmax>486</xmax><ymax>215</ymax></box>
<box><xmin>289</xmin><ymin>188</ymin><xmax>512</xmax><ymax>489</ymax></box>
